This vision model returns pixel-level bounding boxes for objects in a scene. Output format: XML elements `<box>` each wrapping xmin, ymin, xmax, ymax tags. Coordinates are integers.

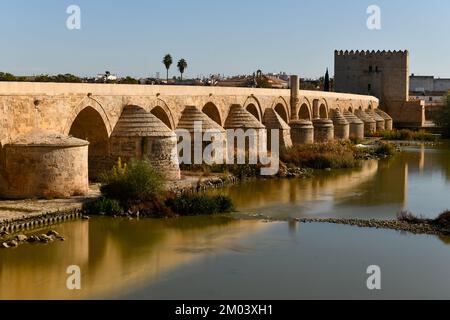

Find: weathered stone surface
<box><xmin>111</xmin><ymin>106</ymin><xmax>181</xmax><ymax>180</ymax></box>
<box><xmin>355</xmin><ymin>109</ymin><xmax>377</xmax><ymax>136</ymax></box>
<box><xmin>263</xmin><ymin>108</ymin><xmax>293</xmax><ymax>150</ymax></box>
<box><xmin>376</xmin><ymin>109</ymin><xmax>394</xmax><ymax>131</ymax></box>
<box><xmin>343</xmin><ymin>110</ymin><xmax>365</xmax><ymax>140</ymax></box>
<box><xmin>0</xmin><ymin>130</ymin><xmax>89</xmax><ymax>200</ymax></box>
<box><xmin>290</xmin><ymin>120</ymin><xmax>314</xmax><ymax>145</ymax></box>
<box><xmin>367</xmin><ymin>110</ymin><xmax>386</xmax><ymax>132</ymax></box>
<box><xmin>331</xmin><ymin>110</ymin><xmax>350</xmax><ymax>140</ymax></box>
<box><xmin>0</xmin><ymin>82</ymin><xmax>381</xmax><ymax>199</ymax></box>
<box><xmin>313</xmin><ymin>119</ymin><xmax>334</xmax><ymax>143</ymax></box>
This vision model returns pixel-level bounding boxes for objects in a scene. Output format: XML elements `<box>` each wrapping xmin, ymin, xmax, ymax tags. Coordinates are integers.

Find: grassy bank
<box><xmin>280</xmin><ymin>141</ymin><xmax>395</xmax><ymax>170</ymax></box>
<box><xmin>378</xmin><ymin>129</ymin><xmax>438</xmax><ymax>142</ymax></box>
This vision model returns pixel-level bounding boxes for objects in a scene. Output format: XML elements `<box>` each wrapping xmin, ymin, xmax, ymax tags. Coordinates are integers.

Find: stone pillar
<box><xmin>313</xmin><ymin>100</ymin><xmax>320</xmax><ymax>120</ymax></box>
<box><xmin>367</xmin><ymin>111</ymin><xmax>386</xmax><ymax>132</ymax></box>
<box><xmin>375</xmin><ymin>109</ymin><xmax>394</xmax><ymax>131</ymax></box>
<box><xmin>313</xmin><ymin>119</ymin><xmax>334</xmax><ymax>143</ymax></box>
<box><xmin>331</xmin><ymin>110</ymin><xmax>350</xmax><ymax>140</ymax></box>
<box><xmin>290</xmin><ymin>75</ymin><xmax>300</xmax><ymax>121</ymax></box>
<box><xmin>290</xmin><ymin>120</ymin><xmax>314</xmax><ymax>145</ymax></box>
<box><xmin>355</xmin><ymin>110</ymin><xmax>376</xmax><ymax>136</ymax></box>
<box><xmin>343</xmin><ymin>111</ymin><xmax>364</xmax><ymax>140</ymax></box>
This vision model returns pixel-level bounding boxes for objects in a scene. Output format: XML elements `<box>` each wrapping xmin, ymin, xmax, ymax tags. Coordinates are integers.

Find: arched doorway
<box><xmin>203</xmin><ymin>102</ymin><xmax>222</xmax><ymax>126</ymax></box>
<box><xmin>151</xmin><ymin>106</ymin><xmax>173</xmax><ymax>130</ymax></box>
<box><xmin>298</xmin><ymin>103</ymin><xmax>311</xmax><ymax>120</ymax></box>
<box><xmin>69</xmin><ymin>106</ymin><xmax>110</xmax><ymax>181</ymax></box>
<box><xmin>246</xmin><ymin>103</ymin><xmax>261</xmax><ymax>122</ymax></box>
<box><xmin>319</xmin><ymin>104</ymin><xmax>328</xmax><ymax>119</ymax></box>
<box><xmin>274</xmin><ymin>103</ymin><xmax>289</xmax><ymax>123</ymax></box>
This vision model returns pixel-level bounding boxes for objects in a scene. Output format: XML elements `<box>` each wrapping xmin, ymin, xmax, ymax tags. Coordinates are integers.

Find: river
<box><xmin>1</xmin><ymin>144</ymin><xmax>450</xmax><ymax>300</ymax></box>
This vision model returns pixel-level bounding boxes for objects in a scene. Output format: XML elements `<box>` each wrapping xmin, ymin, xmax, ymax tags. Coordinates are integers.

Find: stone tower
<box><xmin>334</xmin><ymin>50</ymin><xmax>424</xmax><ymax>127</ymax></box>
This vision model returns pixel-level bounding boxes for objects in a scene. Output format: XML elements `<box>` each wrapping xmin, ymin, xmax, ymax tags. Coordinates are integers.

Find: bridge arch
<box><xmin>150</xmin><ymin>99</ymin><xmax>176</xmax><ymax>130</ymax></box>
<box><xmin>68</xmin><ymin>105</ymin><xmax>110</xmax><ymax>181</ymax></box>
<box><xmin>298</xmin><ymin>103</ymin><xmax>312</xmax><ymax>121</ymax></box>
<box><xmin>64</xmin><ymin>97</ymin><xmax>112</xmax><ymax>136</ymax></box>
<box><xmin>271</xmin><ymin>97</ymin><xmax>290</xmax><ymax>123</ymax></box>
<box><xmin>243</xmin><ymin>96</ymin><xmax>263</xmax><ymax>122</ymax></box>
<box><xmin>202</xmin><ymin>102</ymin><xmax>223</xmax><ymax>126</ymax></box>
<box><xmin>319</xmin><ymin>102</ymin><xmax>328</xmax><ymax>119</ymax></box>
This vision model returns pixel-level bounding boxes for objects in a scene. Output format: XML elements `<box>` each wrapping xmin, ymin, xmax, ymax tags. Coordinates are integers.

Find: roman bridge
<box><xmin>0</xmin><ymin>80</ymin><xmax>388</xmax><ymax>199</ymax></box>
<box><xmin>0</xmin><ymin>80</ymin><xmax>379</xmax><ymax>147</ymax></box>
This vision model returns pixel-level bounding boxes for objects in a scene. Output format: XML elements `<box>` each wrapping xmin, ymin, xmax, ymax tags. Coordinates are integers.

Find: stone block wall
<box><xmin>0</xmin><ymin>145</ymin><xmax>89</xmax><ymax>199</ymax></box>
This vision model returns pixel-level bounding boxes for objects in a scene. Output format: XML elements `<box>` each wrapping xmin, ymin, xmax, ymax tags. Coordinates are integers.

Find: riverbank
<box><xmin>0</xmin><ymin>172</ymin><xmax>242</xmax><ymax>229</ymax></box>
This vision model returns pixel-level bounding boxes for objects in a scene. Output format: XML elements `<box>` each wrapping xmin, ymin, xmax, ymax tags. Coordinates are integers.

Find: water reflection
<box><xmin>2</xmin><ymin>145</ymin><xmax>450</xmax><ymax>300</ymax></box>
<box><xmin>123</xmin><ymin>222</ymin><xmax>450</xmax><ymax>300</ymax></box>
<box><xmin>211</xmin><ymin>145</ymin><xmax>450</xmax><ymax>219</ymax></box>
<box><xmin>0</xmin><ymin>217</ymin><xmax>269</xmax><ymax>300</ymax></box>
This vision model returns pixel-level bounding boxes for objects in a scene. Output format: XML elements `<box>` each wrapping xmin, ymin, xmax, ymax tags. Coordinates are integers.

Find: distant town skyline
<box><xmin>1</xmin><ymin>0</ymin><xmax>449</xmax><ymax>79</ymax></box>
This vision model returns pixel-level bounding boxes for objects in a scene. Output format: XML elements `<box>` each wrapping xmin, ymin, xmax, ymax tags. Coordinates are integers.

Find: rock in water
<box><xmin>47</xmin><ymin>230</ymin><xmax>60</xmax><ymax>237</ymax></box>
<box><xmin>15</xmin><ymin>234</ymin><xmax>28</xmax><ymax>242</ymax></box>
<box><xmin>8</xmin><ymin>240</ymin><xmax>19</xmax><ymax>247</ymax></box>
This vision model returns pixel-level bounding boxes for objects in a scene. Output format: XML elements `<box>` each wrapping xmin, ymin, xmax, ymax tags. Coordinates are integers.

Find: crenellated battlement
<box><xmin>335</xmin><ymin>50</ymin><xmax>408</xmax><ymax>57</ymax></box>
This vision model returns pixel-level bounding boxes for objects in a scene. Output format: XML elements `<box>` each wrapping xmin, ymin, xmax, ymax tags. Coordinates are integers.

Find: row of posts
<box><xmin>288</xmin><ymin>75</ymin><xmax>393</xmax><ymax>145</ymax></box>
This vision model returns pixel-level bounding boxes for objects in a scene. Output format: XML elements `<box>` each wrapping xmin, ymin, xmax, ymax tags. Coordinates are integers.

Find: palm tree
<box><xmin>163</xmin><ymin>54</ymin><xmax>173</xmax><ymax>82</ymax></box>
<box><xmin>177</xmin><ymin>59</ymin><xmax>188</xmax><ymax>81</ymax></box>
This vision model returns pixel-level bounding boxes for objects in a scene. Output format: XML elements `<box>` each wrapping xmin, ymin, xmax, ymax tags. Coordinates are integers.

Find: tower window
<box><xmin>368</xmin><ymin>84</ymin><xmax>372</xmax><ymax>93</ymax></box>
<box><xmin>369</xmin><ymin>66</ymin><xmax>373</xmax><ymax>73</ymax></box>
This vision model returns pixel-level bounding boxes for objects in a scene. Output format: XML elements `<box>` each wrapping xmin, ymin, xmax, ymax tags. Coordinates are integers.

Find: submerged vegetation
<box><xmin>166</xmin><ymin>194</ymin><xmax>234</xmax><ymax>216</ymax></box>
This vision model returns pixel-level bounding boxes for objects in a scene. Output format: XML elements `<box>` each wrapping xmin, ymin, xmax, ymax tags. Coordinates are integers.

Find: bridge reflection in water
<box><xmin>210</xmin><ymin>145</ymin><xmax>450</xmax><ymax>220</ymax></box>
<box><xmin>0</xmin><ymin>217</ymin><xmax>270</xmax><ymax>300</ymax></box>
<box><xmin>1</xmin><ymin>146</ymin><xmax>450</xmax><ymax>300</ymax></box>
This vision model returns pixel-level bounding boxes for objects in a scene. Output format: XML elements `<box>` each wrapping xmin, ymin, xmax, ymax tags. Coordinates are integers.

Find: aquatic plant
<box><xmin>166</xmin><ymin>194</ymin><xmax>235</xmax><ymax>216</ymax></box>
<box><xmin>85</xmin><ymin>198</ymin><xmax>123</xmax><ymax>215</ymax></box>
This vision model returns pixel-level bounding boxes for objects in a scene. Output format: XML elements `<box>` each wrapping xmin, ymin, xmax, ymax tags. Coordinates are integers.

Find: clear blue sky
<box><xmin>0</xmin><ymin>0</ymin><xmax>449</xmax><ymax>79</ymax></box>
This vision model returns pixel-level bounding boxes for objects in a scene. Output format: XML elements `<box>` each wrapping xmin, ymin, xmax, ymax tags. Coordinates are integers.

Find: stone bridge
<box><xmin>0</xmin><ymin>80</ymin><xmax>379</xmax><ymax>145</ymax></box>
<box><xmin>0</xmin><ymin>80</ymin><xmax>386</xmax><ymax>199</ymax></box>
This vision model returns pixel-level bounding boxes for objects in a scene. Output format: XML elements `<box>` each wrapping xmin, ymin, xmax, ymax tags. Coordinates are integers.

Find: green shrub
<box><xmin>85</xmin><ymin>198</ymin><xmax>123</xmax><ymax>216</ymax></box>
<box><xmin>100</xmin><ymin>158</ymin><xmax>166</xmax><ymax>203</ymax></box>
<box><xmin>374</xmin><ymin>143</ymin><xmax>396</xmax><ymax>157</ymax></box>
<box><xmin>166</xmin><ymin>194</ymin><xmax>234</xmax><ymax>216</ymax></box>
<box><xmin>281</xmin><ymin>141</ymin><xmax>360</xmax><ymax>169</ymax></box>
<box><xmin>382</xmin><ymin>129</ymin><xmax>437</xmax><ymax>142</ymax></box>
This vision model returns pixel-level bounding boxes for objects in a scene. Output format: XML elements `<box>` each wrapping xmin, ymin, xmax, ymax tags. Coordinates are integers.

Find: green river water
<box><xmin>1</xmin><ymin>145</ymin><xmax>450</xmax><ymax>299</ymax></box>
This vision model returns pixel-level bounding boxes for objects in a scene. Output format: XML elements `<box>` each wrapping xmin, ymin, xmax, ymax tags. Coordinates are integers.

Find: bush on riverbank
<box><xmin>374</xmin><ymin>143</ymin><xmax>396</xmax><ymax>157</ymax></box>
<box><xmin>281</xmin><ymin>141</ymin><xmax>361</xmax><ymax>170</ymax></box>
<box><xmin>381</xmin><ymin>129</ymin><xmax>438</xmax><ymax>142</ymax></box>
<box><xmin>166</xmin><ymin>194</ymin><xmax>235</xmax><ymax>216</ymax></box>
<box><xmin>88</xmin><ymin>158</ymin><xmax>235</xmax><ymax>218</ymax></box>
<box><xmin>398</xmin><ymin>210</ymin><xmax>450</xmax><ymax>231</ymax></box>
<box><xmin>85</xmin><ymin>198</ymin><xmax>123</xmax><ymax>216</ymax></box>
<box><xmin>100</xmin><ymin>158</ymin><xmax>166</xmax><ymax>203</ymax></box>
